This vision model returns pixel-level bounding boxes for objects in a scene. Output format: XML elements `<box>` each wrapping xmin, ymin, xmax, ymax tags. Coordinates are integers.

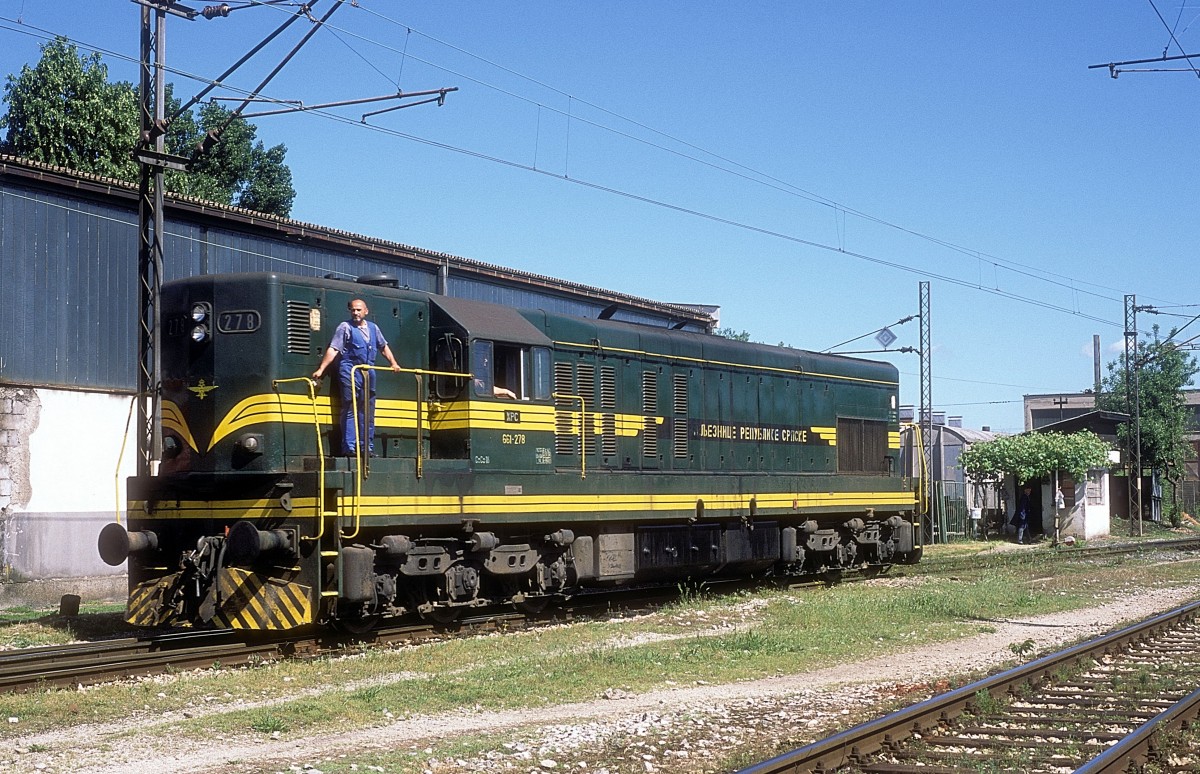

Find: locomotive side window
<box><xmin>494</xmin><ymin>342</ymin><xmax>522</xmax><ymax>399</ymax></box>
<box><xmin>472</xmin><ymin>341</ymin><xmax>552</xmax><ymax>401</ymax></box>
<box><xmin>531</xmin><ymin>347</ymin><xmax>551</xmax><ymax>401</ymax></box>
<box><xmin>472</xmin><ymin>340</ymin><xmax>496</xmax><ymax>397</ymax></box>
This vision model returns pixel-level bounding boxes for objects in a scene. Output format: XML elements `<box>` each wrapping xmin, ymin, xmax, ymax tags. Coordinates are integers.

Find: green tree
<box><xmin>167</xmin><ymin>100</ymin><xmax>295</xmax><ymax>215</ymax></box>
<box><xmin>716</xmin><ymin>327</ymin><xmax>752</xmax><ymax>342</ymax></box>
<box><xmin>0</xmin><ymin>37</ymin><xmax>138</xmax><ymax>179</ymax></box>
<box><xmin>959</xmin><ymin>430</ymin><xmax>1112</xmax><ymax>484</ymax></box>
<box><xmin>1095</xmin><ymin>324</ymin><xmax>1198</xmax><ymax>523</ymax></box>
<box><xmin>1</xmin><ymin>37</ymin><xmax>295</xmax><ymax>217</ymax></box>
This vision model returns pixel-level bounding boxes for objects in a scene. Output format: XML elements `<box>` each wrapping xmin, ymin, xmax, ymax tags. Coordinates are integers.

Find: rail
<box><xmin>736</xmin><ymin>598</ymin><xmax>1200</xmax><ymax>774</ymax></box>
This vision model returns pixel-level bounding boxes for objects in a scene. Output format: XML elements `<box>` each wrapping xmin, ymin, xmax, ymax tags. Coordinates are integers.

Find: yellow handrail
<box><xmin>902</xmin><ymin>421</ymin><xmax>929</xmax><ymax>548</ymax></box>
<box><xmin>342</xmin><ymin>364</ymin><xmax>473</xmax><ymax>540</ymax></box>
<box><xmin>113</xmin><ymin>394</ymin><xmax>138</xmax><ymax>526</ymax></box>
<box><xmin>553</xmin><ymin>392</ymin><xmax>587</xmax><ymax>480</ymax></box>
<box><xmin>273</xmin><ymin>376</ymin><xmax>326</xmax><ymax>542</ymax></box>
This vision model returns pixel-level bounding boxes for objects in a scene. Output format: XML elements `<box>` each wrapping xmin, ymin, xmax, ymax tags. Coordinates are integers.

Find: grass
<box><xmin>2</xmin><ymin>547</ymin><xmax>1200</xmax><ymax>773</ymax></box>
<box><xmin>0</xmin><ymin>603</ymin><xmax>130</xmax><ymax>650</ymax></box>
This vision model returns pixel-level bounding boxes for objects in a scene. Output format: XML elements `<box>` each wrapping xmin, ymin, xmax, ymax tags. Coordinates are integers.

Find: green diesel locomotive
<box><xmin>100</xmin><ymin>272</ymin><xmax>920</xmax><ymax>630</ymax></box>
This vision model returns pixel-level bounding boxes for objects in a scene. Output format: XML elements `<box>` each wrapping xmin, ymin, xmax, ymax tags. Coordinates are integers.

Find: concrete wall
<box><xmin>1</xmin><ymin>386</ymin><xmax>132</xmax><ymax>582</ymax></box>
<box><xmin>1032</xmin><ymin>472</ymin><xmax>1111</xmax><ymax>542</ymax></box>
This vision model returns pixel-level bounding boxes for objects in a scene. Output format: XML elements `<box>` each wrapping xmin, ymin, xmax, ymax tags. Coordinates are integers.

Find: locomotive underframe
<box><xmin>114</xmin><ymin>466</ymin><xmax>916</xmax><ymax>630</ymax></box>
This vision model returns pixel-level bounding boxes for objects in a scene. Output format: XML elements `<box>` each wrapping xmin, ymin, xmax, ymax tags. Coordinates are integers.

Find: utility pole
<box><xmin>128</xmin><ymin>0</ymin><xmax>452</xmax><ymax>477</ymax></box>
<box><xmin>133</xmin><ymin>1</ymin><xmax>175</xmax><ymax>478</ymax></box>
<box><xmin>919</xmin><ymin>281</ymin><xmax>931</xmax><ymax>542</ymax></box>
<box><xmin>1124</xmin><ymin>294</ymin><xmax>1142</xmax><ymax>536</ymax></box>
<box><xmin>132</xmin><ymin>0</ymin><xmax>204</xmax><ymax>478</ymax></box>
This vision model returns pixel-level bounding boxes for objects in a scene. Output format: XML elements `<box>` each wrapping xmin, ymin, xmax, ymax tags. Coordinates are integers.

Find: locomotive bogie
<box><xmin>106</xmin><ymin>273</ymin><xmax>920</xmax><ymax>630</ymax></box>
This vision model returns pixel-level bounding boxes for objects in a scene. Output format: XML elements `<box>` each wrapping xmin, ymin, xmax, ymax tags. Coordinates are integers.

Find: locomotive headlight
<box><xmin>190</xmin><ymin>302</ymin><xmax>211</xmax><ymax>322</ymax></box>
<box><xmin>190</xmin><ymin>324</ymin><xmax>210</xmax><ymax>343</ymax></box>
<box><xmin>235</xmin><ymin>432</ymin><xmax>265</xmax><ymax>456</ymax></box>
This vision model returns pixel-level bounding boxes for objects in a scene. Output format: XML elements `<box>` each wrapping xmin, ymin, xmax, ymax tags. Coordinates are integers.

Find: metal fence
<box><xmin>927</xmin><ymin>480</ymin><xmax>1008</xmax><ymax>543</ymax></box>
<box><xmin>1181</xmin><ymin>480</ymin><xmax>1198</xmax><ymax>521</ymax></box>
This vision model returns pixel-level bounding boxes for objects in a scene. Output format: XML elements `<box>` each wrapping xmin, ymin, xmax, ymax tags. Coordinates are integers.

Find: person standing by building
<box><xmin>312</xmin><ymin>298</ymin><xmax>401</xmax><ymax>456</ymax></box>
<box><xmin>1013</xmin><ymin>485</ymin><xmax>1034</xmax><ymax>545</ymax></box>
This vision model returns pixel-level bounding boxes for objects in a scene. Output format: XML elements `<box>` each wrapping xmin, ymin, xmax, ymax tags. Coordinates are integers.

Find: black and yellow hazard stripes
<box><xmin>124</xmin><ymin>569</ymin><xmax>313</xmax><ymax>630</ymax></box>
<box><xmin>126</xmin><ymin>574</ymin><xmax>177</xmax><ymax>627</ymax></box>
<box><xmin>210</xmin><ymin>568</ymin><xmax>312</xmax><ymax>630</ymax></box>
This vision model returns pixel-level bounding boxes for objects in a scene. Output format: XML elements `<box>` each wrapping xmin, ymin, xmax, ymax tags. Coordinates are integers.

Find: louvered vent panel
<box><xmin>673</xmin><ymin>373</ymin><xmax>689</xmax><ymax>459</ymax></box>
<box><xmin>553</xmin><ymin>361</ymin><xmax>577</xmax><ymax>456</ymax></box>
<box><xmin>641</xmin><ymin>370</ymin><xmax>658</xmax><ymax>458</ymax></box>
<box><xmin>600</xmin><ymin>366</ymin><xmax>617</xmax><ymax>457</ymax></box>
<box><xmin>578</xmin><ymin>363</ymin><xmax>596</xmax><ymax>456</ymax></box>
<box><xmin>285</xmin><ymin>300</ymin><xmax>312</xmax><ymax>355</ymax></box>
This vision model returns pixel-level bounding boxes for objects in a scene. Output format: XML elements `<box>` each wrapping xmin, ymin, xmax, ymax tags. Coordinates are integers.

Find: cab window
<box><xmin>473</xmin><ymin>340</ymin><xmax>552</xmax><ymax>400</ymax></box>
<box><xmin>472</xmin><ymin>340</ymin><xmax>495</xmax><ymax>398</ymax></box>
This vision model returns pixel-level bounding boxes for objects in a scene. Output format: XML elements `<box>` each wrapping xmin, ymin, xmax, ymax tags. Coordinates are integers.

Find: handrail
<box><xmin>902</xmin><ymin>420</ymin><xmax>929</xmax><ymax>550</ymax></box>
<box><xmin>553</xmin><ymin>392</ymin><xmax>587</xmax><ymax>480</ymax></box>
<box><xmin>273</xmin><ymin>377</ymin><xmax>326</xmax><ymax>542</ymax></box>
<box><xmin>342</xmin><ymin>364</ymin><xmax>473</xmax><ymax>540</ymax></box>
<box><xmin>114</xmin><ymin>394</ymin><xmax>138</xmax><ymax>525</ymax></box>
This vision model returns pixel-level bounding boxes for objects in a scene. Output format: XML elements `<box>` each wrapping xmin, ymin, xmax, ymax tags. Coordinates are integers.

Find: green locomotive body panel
<box><xmin>109</xmin><ymin>272</ymin><xmax>918</xmax><ymax>630</ymax></box>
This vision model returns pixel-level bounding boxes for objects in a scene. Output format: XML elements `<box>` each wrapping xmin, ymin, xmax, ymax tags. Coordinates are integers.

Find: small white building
<box><xmin>1004</xmin><ymin>410</ymin><xmax>1126</xmax><ymax>542</ymax></box>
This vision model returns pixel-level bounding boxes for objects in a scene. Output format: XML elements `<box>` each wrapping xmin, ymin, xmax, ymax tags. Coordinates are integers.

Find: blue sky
<box><xmin>2</xmin><ymin>1</ymin><xmax>1198</xmax><ymax>433</ymax></box>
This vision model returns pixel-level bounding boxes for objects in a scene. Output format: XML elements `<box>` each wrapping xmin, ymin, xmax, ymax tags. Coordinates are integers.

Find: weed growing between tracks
<box><xmin>2</xmin><ymin>548</ymin><xmax>1200</xmax><ymax>773</ymax></box>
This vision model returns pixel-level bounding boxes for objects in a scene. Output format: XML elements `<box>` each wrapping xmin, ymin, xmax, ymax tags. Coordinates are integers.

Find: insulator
<box><xmin>202</xmin><ymin>4</ymin><xmax>230</xmax><ymax>19</ymax></box>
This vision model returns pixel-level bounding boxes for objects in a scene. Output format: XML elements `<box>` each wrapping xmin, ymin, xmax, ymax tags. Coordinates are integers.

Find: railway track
<box><xmin>738</xmin><ymin>598</ymin><xmax>1200</xmax><ymax>773</ymax></box>
<box><xmin>4</xmin><ymin>536</ymin><xmax>1197</xmax><ymax>697</ymax></box>
<box><xmin>0</xmin><ymin>587</ymin><xmax>632</xmax><ymax>693</ymax></box>
<box><xmin>0</xmin><ymin>628</ymin><xmax>311</xmax><ymax>692</ymax></box>
<box><xmin>914</xmin><ymin>534</ymin><xmax>1200</xmax><ymax>576</ymax></box>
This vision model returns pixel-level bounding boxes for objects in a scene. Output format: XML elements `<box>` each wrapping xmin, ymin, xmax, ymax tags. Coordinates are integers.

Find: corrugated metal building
<box><xmin>0</xmin><ymin>155</ymin><xmax>715</xmax><ymax>595</ymax></box>
<box><xmin>0</xmin><ymin>155</ymin><xmax>711</xmax><ymax>391</ymax></box>
<box><xmin>897</xmin><ymin>409</ymin><xmax>1003</xmax><ymax>543</ymax></box>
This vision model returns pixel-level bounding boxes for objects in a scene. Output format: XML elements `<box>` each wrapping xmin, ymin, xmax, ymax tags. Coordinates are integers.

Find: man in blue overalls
<box><xmin>312</xmin><ymin>298</ymin><xmax>401</xmax><ymax>456</ymax></box>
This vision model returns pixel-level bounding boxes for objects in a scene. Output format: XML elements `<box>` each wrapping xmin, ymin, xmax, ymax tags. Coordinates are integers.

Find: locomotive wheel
<box><xmin>335</xmin><ymin>613</ymin><xmax>381</xmax><ymax>636</ymax></box>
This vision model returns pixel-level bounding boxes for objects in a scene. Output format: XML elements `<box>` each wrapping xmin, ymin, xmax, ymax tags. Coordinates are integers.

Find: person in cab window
<box><xmin>313</xmin><ymin>298</ymin><xmax>401</xmax><ymax>456</ymax></box>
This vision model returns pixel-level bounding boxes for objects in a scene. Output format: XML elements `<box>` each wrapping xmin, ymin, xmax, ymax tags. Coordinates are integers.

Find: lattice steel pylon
<box><xmin>919</xmin><ymin>281</ymin><xmax>931</xmax><ymax>539</ymax></box>
<box><xmin>135</xmin><ymin>2</ymin><xmax>169</xmax><ymax>478</ymax></box>
<box><xmin>1124</xmin><ymin>294</ymin><xmax>1142</xmax><ymax>536</ymax></box>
